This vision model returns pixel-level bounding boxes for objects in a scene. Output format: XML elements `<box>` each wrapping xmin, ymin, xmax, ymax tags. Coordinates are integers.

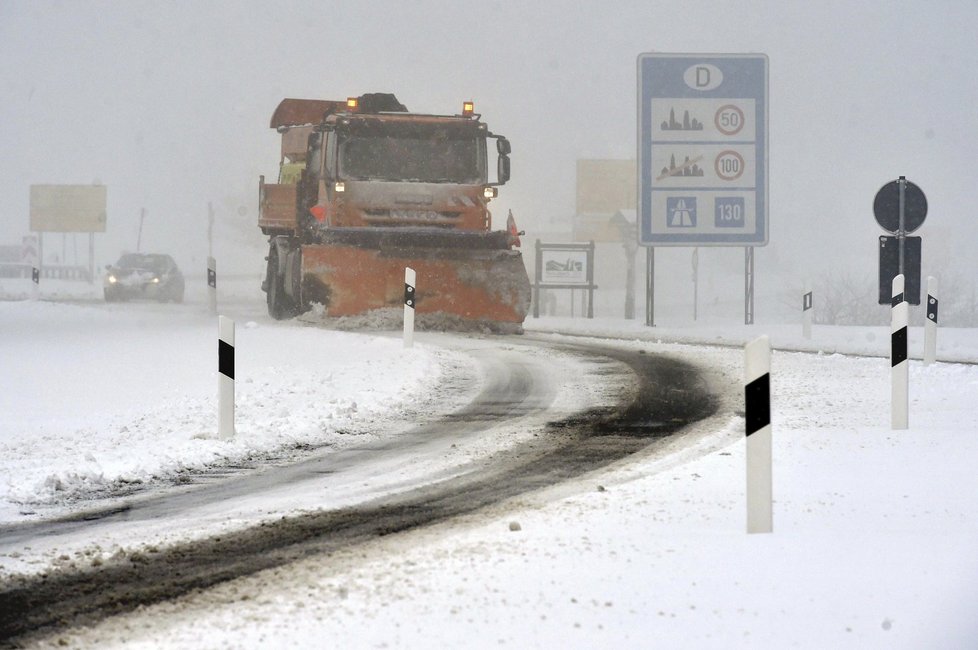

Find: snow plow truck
<box><xmin>258</xmin><ymin>93</ymin><xmax>531</xmax><ymax>333</ymax></box>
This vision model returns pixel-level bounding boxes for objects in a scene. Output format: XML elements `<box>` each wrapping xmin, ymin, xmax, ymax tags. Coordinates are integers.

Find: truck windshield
<box><xmin>338</xmin><ymin>123</ymin><xmax>485</xmax><ymax>184</ymax></box>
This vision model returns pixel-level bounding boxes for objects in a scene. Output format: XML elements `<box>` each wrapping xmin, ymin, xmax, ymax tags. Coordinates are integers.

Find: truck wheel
<box><xmin>266</xmin><ymin>244</ymin><xmax>296</xmax><ymax>320</ymax></box>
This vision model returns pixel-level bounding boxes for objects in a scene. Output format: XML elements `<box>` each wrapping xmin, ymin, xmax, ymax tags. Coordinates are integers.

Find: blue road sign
<box><xmin>638</xmin><ymin>53</ymin><xmax>768</xmax><ymax>246</ymax></box>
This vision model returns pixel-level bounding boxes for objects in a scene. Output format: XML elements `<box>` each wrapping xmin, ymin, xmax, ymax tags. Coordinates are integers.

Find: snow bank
<box><xmin>0</xmin><ymin>301</ymin><xmax>470</xmax><ymax>519</ymax></box>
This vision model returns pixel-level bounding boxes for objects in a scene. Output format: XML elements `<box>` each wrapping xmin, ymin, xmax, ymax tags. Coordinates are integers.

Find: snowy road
<box><xmin>0</xmin><ymin>328</ymin><xmax>719</xmax><ymax>642</ymax></box>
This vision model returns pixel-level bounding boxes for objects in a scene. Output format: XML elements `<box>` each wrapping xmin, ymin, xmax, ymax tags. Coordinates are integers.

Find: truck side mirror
<box><xmin>496</xmin><ymin>137</ymin><xmax>511</xmax><ymax>156</ymax></box>
<box><xmin>497</xmin><ymin>155</ymin><xmax>511</xmax><ymax>185</ymax></box>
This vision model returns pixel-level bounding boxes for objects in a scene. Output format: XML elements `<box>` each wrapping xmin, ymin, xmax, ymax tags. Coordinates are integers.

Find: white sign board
<box><xmin>540</xmin><ymin>249</ymin><xmax>589</xmax><ymax>285</ymax></box>
<box><xmin>30</xmin><ymin>185</ymin><xmax>107</xmax><ymax>233</ymax></box>
<box><xmin>638</xmin><ymin>53</ymin><xmax>768</xmax><ymax>246</ymax></box>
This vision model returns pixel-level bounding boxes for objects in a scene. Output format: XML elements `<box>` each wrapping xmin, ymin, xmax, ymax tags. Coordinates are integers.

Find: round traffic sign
<box><xmin>873</xmin><ymin>179</ymin><xmax>927</xmax><ymax>234</ymax></box>
<box><xmin>715</xmin><ymin>150</ymin><xmax>745</xmax><ymax>181</ymax></box>
<box><xmin>715</xmin><ymin>104</ymin><xmax>745</xmax><ymax>136</ymax></box>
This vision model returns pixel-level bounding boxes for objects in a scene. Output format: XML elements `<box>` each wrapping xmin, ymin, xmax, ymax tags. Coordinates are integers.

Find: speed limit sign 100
<box><xmin>715</xmin><ymin>150</ymin><xmax>745</xmax><ymax>181</ymax></box>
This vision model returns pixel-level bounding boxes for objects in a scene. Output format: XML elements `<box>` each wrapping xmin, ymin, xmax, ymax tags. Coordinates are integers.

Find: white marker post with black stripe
<box><xmin>208</xmin><ymin>256</ymin><xmax>218</xmax><ymax>316</ymax></box>
<box><xmin>802</xmin><ymin>285</ymin><xmax>813</xmax><ymax>340</ymax></box>
<box><xmin>891</xmin><ymin>274</ymin><xmax>908</xmax><ymax>429</ymax></box>
<box><xmin>924</xmin><ymin>275</ymin><xmax>938</xmax><ymax>366</ymax></box>
<box><xmin>218</xmin><ymin>315</ymin><xmax>235</xmax><ymax>439</ymax></box>
<box><xmin>745</xmin><ymin>336</ymin><xmax>772</xmax><ymax>534</ymax></box>
<box><xmin>404</xmin><ymin>267</ymin><xmax>416</xmax><ymax>348</ymax></box>
<box><xmin>31</xmin><ymin>267</ymin><xmax>40</xmax><ymax>300</ymax></box>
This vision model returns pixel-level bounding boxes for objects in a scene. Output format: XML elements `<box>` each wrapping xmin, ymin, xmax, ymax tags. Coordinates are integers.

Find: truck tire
<box><xmin>266</xmin><ymin>244</ymin><xmax>296</xmax><ymax>320</ymax></box>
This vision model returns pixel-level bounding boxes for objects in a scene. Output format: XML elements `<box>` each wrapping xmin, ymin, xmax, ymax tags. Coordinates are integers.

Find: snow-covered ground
<box><xmin>2</xmin><ymin>284</ymin><xmax>977</xmax><ymax>648</ymax></box>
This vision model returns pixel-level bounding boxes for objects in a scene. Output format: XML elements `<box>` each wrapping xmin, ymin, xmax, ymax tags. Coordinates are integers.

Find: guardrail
<box><xmin>0</xmin><ymin>264</ymin><xmax>91</xmax><ymax>281</ymax></box>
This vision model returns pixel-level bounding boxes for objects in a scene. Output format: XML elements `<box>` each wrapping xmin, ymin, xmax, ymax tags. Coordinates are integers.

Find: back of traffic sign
<box><xmin>873</xmin><ymin>178</ymin><xmax>927</xmax><ymax>234</ymax></box>
<box><xmin>878</xmin><ymin>235</ymin><xmax>921</xmax><ymax>305</ymax></box>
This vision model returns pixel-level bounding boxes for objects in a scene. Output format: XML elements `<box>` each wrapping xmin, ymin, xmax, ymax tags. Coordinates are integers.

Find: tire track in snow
<box><xmin>0</xmin><ymin>336</ymin><xmax>718</xmax><ymax>643</ymax></box>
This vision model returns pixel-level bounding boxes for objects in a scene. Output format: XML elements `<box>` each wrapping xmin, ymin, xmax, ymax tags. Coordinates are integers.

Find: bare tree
<box><xmin>779</xmin><ymin>271</ymin><xmax>886</xmax><ymax>326</ymax></box>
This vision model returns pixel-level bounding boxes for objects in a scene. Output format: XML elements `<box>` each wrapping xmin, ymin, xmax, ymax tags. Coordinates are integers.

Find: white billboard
<box><xmin>30</xmin><ymin>185</ymin><xmax>107</xmax><ymax>233</ymax></box>
<box><xmin>540</xmin><ymin>249</ymin><xmax>590</xmax><ymax>285</ymax></box>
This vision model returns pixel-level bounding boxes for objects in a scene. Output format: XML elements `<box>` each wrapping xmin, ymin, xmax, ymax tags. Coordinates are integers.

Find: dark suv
<box><xmin>104</xmin><ymin>253</ymin><xmax>185</xmax><ymax>303</ymax></box>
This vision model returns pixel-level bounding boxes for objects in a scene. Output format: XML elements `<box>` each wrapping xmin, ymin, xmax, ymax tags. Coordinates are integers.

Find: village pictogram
<box><xmin>657</xmin><ymin>153</ymin><xmax>704</xmax><ymax>181</ymax></box>
<box><xmin>660</xmin><ymin>107</ymin><xmax>703</xmax><ymax>131</ymax></box>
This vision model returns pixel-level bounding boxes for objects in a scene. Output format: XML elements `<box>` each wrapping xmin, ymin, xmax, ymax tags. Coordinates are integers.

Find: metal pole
<box><xmin>744</xmin><ymin>247</ymin><xmax>755</xmax><ymax>325</ymax></box>
<box><xmin>645</xmin><ymin>247</ymin><xmax>655</xmax><ymax>327</ymax></box>
<box><xmin>692</xmin><ymin>247</ymin><xmax>699</xmax><ymax>321</ymax></box>
<box><xmin>898</xmin><ymin>176</ymin><xmax>906</xmax><ymax>277</ymax></box>
<box><xmin>532</xmin><ymin>239</ymin><xmax>541</xmax><ymax>319</ymax></box>
<box><xmin>587</xmin><ymin>241</ymin><xmax>595</xmax><ymax>319</ymax></box>
<box><xmin>802</xmin><ymin>283</ymin><xmax>813</xmax><ymax>339</ymax></box>
<box><xmin>208</xmin><ymin>202</ymin><xmax>215</xmax><ymax>260</ymax></box>
<box><xmin>207</xmin><ymin>256</ymin><xmax>218</xmax><ymax>316</ymax></box>
<box><xmin>88</xmin><ymin>233</ymin><xmax>95</xmax><ymax>284</ymax></box>
<box><xmin>624</xmin><ymin>236</ymin><xmax>636</xmax><ymax>320</ymax></box>
<box><xmin>137</xmin><ymin>208</ymin><xmax>146</xmax><ymax>252</ymax></box>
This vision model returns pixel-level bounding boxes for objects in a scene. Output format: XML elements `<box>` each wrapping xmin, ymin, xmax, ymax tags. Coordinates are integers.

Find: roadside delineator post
<box><xmin>31</xmin><ymin>267</ymin><xmax>40</xmax><ymax>300</ymax></box>
<box><xmin>404</xmin><ymin>267</ymin><xmax>416</xmax><ymax>348</ymax></box>
<box><xmin>923</xmin><ymin>276</ymin><xmax>938</xmax><ymax>366</ymax></box>
<box><xmin>745</xmin><ymin>335</ymin><xmax>772</xmax><ymax>534</ymax></box>
<box><xmin>891</xmin><ymin>274</ymin><xmax>908</xmax><ymax>429</ymax></box>
<box><xmin>802</xmin><ymin>285</ymin><xmax>813</xmax><ymax>340</ymax></box>
<box><xmin>208</xmin><ymin>256</ymin><xmax>218</xmax><ymax>316</ymax></box>
<box><xmin>218</xmin><ymin>315</ymin><xmax>235</xmax><ymax>439</ymax></box>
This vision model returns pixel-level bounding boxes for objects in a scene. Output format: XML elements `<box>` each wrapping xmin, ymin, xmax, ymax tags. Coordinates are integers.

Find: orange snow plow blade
<box><xmin>299</xmin><ymin>234</ymin><xmax>531</xmax><ymax>333</ymax></box>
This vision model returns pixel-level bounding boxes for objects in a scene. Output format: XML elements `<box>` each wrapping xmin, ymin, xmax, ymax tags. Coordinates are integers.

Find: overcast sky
<box><xmin>2</xmin><ymin>0</ymin><xmax>976</xmax><ymax>280</ymax></box>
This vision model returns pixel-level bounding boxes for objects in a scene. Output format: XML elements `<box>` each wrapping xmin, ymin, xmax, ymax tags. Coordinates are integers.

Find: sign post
<box><xmin>802</xmin><ymin>285</ymin><xmax>813</xmax><ymax>339</ymax></box>
<box><xmin>891</xmin><ymin>275</ymin><xmax>909</xmax><ymax>430</ymax></box>
<box><xmin>404</xmin><ymin>267</ymin><xmax>416</xmax><ymax>348</ymax></box>
<box><xmin>637</xmin><ymin>53</ymin><xmax>768</xmax><ymax>325</ymax></box>
<box><xmin>218</xmin><ymin>316</ymin><xmax>235</xmax><ymax>439</ymax></box>
<box><xmin>22</xmin><ymin>235</ymin><xmax>40</xmax><ymax>298</ymax></box>
<box><xmin>745</xmin><ymin>335</ymin><xmax>772</xmax><ymax>534</ymax></box>
<box><xmin>532</xmin><ymin>240</ymin><xmax>597</xmax><ymax>318</ymax></box>
<box><xmin>924</xmin><ymin>276</ymin><xmax>938</xmax><ymax>365</ymax></box>
<box><xmin>638</xmin><ymin>54</ymin><xmax>768</xmax><ymax>247</ymax></box>
<box><xmin>29</xmin><ymin>185</ymin><xmax>106</xmax><ymax>284</ymax></box>
<box><xmin>207</xmin><ymin>256</ymin><xmax>218</xmax><ymax>316</ymax></box>
<box><xmin>875</xmin><ymin>176</ymin><xmax>926</xmax><ymax>305</ymax></box>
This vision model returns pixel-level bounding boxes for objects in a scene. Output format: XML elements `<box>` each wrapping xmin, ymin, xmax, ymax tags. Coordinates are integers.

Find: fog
<box><xmin>2</xmin><ymin>0</ymin><xmax>976</xmax><ymax>314</ymax></box>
